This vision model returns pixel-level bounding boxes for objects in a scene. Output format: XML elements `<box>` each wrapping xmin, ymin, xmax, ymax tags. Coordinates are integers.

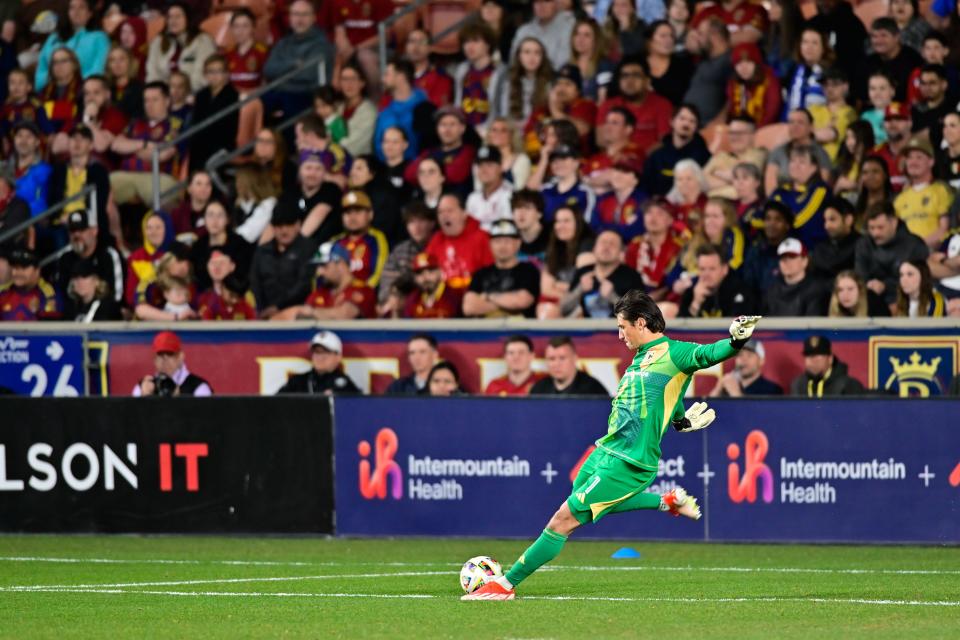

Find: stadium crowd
<box><xmin>1</xmin><ymin>0</ymin><xmax>960</xmax><ymax>323</ymax></box>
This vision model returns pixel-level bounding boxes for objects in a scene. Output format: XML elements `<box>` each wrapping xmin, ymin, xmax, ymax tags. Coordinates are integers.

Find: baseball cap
<box><xmin>66</xmin><ymin>210</ymin><xmax>92</xmax><ymax>231</ymax></box>
<box><xmin>742</xmin><ymin>339</ymin><xmax>765</xmax><ymax>360</ymax></box>
<box><xmin>299</xmin><ymin>148</ymin><xmax>324</xmax><ymax>165</ymax></box>
<box><xmin>884</xmin><ymin>102</ymin><xmax>909</xmax><ymax>120</ymax></box>
<box><xmin>612</xmin><ymin>157</ymin><xmax>643</xmax><ymax>178</ymax></box>
<box><xmin>342</xmin><ymin>190</ymin><xmax>372</xmax><ymax>211</ymax></box>
<box><xmin>475</xmin><ymin>145</ymin><xmax>502</xmax><ymax>165</ymax></box>
<box><xmin>69</xmin><ymin>123</ymin><xmax>94</xmax><ymax>140</ymax></box>
<box><xmin>152</xmin><ymin>331</ymin><xmax>182</xmax><ymax>354</ymax></box>
<box><xmin>70</xmin><ymin>258</ymin><xmax>97</xmax><ymax>279</ymax></box>
<box><xmin>411</xmin><ymin>251</ymin><xmax>439</xmax><ymax>272</ymax></box>
<box><xmin>311</xmin><ymin>241</ymin><xmax>351</xmax><ymax>265</ymax></box>
<box><xmin>8</xmin><ymin>249</ymin><xmax>39</xmax><ymax>267</ymax></box>
<box><xmin>310</xmin><ymin>330</ymin><xmax>343</xmax><ymax>354</ymax></box>
<box><xmin>777</xmin><ymin>237</ymin><xmax>807</xmax><ymax>258</ymax></box>
<box><xmin>554</xmin><ymin>64</ymin><xmax>582</xmax><ymax>91</ymax></box>
<box><xmin>434</xmin><ymin>105</ymin><xmax>466</xmax><ymax>124</ymax></box>
<box><xmin>900</xmin><ymin>136</ymin><xmax>934</xmax><ymax>158</ymax></box>
<box><xmin>802</xmin><ymin>335</ymin><xmax>832</xmax><ymax>356</ymax></box>
<box><xmin>489</xmin><ymin>218</ymin><xmax>520</xmax><ymax>239</ymax></box>
<box><xmin>271</xmin><ymin>203</ymin><xmax>301</xmax><ymax>226</ymax></box>
<box><xmin>549</xmin><ymin>144</ymin><xmax>579</xmax><ymax>160</ymax></box>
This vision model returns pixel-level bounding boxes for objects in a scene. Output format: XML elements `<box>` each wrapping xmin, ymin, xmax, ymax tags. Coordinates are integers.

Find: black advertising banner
<box><xmin>0</xmin><ymin>398</ymin><xmax>333</xmax><ymax>533</ymax></box>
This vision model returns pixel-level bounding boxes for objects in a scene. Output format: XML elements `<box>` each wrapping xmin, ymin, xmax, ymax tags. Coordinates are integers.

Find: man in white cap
<box><xmin>276</xmin><ymin>330</ymin><xmax>361</xmax><ymax>395</ymax></box>
<box><xmin>762</xmin><ymin>238</ymin><xmax>829</xmax><ymax>317</ymax></box>
<box><xmin>709</xmin><ymin>338</ymin><xmax>783</xmax><ymax>397</ymax></box>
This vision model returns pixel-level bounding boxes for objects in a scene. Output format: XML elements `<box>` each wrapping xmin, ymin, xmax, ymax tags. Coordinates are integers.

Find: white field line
<box><xmin>2</xmin><ymin>571</ymin><xmax>449</xmax><ymax>592</ymax></box>
<box><xmin>6</xmin><ymin>587</ymin><xmax>960</xmax><ymax>608</ymax></box>
<box><xmin>2</xmin><ymin>556</ymin><xmax>959</xmax><ymax>577</ymax></box>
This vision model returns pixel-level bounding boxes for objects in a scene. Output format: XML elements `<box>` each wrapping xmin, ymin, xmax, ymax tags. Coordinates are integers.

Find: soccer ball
<box><xmin>459</xmin><ymin>556</ymin><xmax>503</xmax><ymax>593</ymax></box>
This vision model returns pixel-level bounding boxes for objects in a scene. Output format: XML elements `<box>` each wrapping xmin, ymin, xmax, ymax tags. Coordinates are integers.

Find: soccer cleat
<box><xmin>460</xmin><ymin>581</ymin><xmax>516</xmax><ymax>601</ymax></box>
<box><xmin>661</xmin><ymin>486</ymin><xmax>702</xmax><ymax>520</ymax></box>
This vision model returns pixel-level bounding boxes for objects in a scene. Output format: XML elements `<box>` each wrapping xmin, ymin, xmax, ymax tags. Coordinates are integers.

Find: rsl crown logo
<box><xmin>885</xmin><ymin>352</ymin><xmax>942</xmax><ymax>397</ymax></box>
<box><xmin>358</xmin><ymin>428</ymin><xmax>403</xmax><ymax>500</ymax></box>
<box><xmin>870</xmin><ymin>337</ymin><xmax>957</xmax><ymax>397</ymax></box>
<box><xmin>727</xmin><ymin>430</ymin><xmax>774</xmax><ymax>504</ymax></box>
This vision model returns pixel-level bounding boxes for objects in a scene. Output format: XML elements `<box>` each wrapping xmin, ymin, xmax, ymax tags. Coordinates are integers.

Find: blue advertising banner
<box><xmin>0</xmin><ymin>334</ymin><xmax>85</xmax><ymax>396</ymax></box>
<box><xmin>334</xmin><ymin>398</ymin><xmax>960</xmax><ymax>543</ymax></box>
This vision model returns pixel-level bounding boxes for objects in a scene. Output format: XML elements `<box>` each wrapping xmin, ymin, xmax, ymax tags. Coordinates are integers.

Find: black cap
<box><xmin>802</xmin><ymin>335</ymin><xmax>832</xmax><ymax>356</ymax></box>
<box><xmin>549</xmin><ymin>143</ymin><xmax>579</xmax><ymax>160</ymax></box>
<box><xmin>70</xmin><ymin>258</ymin><xmax>98</xmax><ymax>278</ymax></box>
<box><xmin>67</xmin><ymin>211</ymin><xmax>91</xmax><ymax>231</ymax></box>
<box><xmin>69</xmin><ymin>123</ymin><xmax>94</xmax><ymax>140</ymax></box>
<box><xmin>272</xmin><ymin>203</ymin><xmax>301</xmax><ymax>226</ymax></box>
<box><xmin>11</xmin><ymin>120</ymin><xmax>41</xmax><ymax>138</ymax></box>
<box><xmin>168</xmin><ymin>241</ymin><xmax>191</xmax><ymax>261</ymax></box>
<box><xmin>8</xmin><ymin>249</ymin><xmax>39</xmax><ymax>267</ymax></box>
<box><xmin>555</xmin><ymin>64</ymin><xmax>583</xmax><ymax>92</ymax></box>
<box><xmin>475</xmin><ymin>145</ymin><xmax>502</xmax><ymax>164</ymax></box>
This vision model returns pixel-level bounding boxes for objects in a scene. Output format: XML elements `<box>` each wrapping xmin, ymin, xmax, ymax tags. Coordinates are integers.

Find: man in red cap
<box><xmin>402</xmin><ymin>252</ymin><xmax>463</xmax><ymax>318</ymax></box>
<box><xmin>871</xmin><ymin>102</ymin><xmax>911</xmax><ymax>192</ymax></box>
<box><xmin>133</xmin><ymin>331</ymin><xmax>212</xmax><ymax>397</ymax></box>
<box><xmin>591</xmin><ymin>158</ymin><xmax>646</xmax><ymax>240</ymax></box>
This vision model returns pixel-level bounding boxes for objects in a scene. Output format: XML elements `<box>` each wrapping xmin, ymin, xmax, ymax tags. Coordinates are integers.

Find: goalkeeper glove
<box><xmin>672</xmin><ymin>401</ymin><xmax>716</xmax><ymax>432</ymax></box>
<box><xmin>729</xmin><ymin>315</ymin><xmax>762</xmax><ymax>347</ymax></box>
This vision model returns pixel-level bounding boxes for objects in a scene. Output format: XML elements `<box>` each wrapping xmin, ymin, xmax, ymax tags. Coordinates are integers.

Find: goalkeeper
<box><xmin>463</xmin><ymin>290</ymin><xmax>761</xmax><ymax>601</ymax></box>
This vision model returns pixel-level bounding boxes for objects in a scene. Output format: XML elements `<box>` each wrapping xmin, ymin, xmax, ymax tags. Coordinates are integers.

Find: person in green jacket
<box><xmin>463</xmin><ymin>289</ymin><xmax>761</xmax><ymax>600</ymax></box>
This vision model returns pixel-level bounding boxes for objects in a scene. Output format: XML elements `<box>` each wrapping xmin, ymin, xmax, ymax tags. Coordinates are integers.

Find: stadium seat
<box><xmin>422</xmin><ymin>0</ymin><xmax>479</xmax><ymax>55</ymax></box>
<box><xmin>755</xmin><ymin>123</ymin><xmax>790</xmax><ymax>151</ymax></box>
<box><xmin>237</xmin><ymin>98</ymin><xmax>264</xmax><ymax>150</ymax></box>
<box><xmin>146</xmin><ymin>15</ymin><xmax>166</xmax><ymax>42</ymax></box>
<box><xmin>854</xmin><ymin>0</ymin><xmax>889</xmax><ymax>29</ymax></box>
<box><xmin>202</xmin><ymin>11</ymin><xmax>235</xmax><ymax>48</ymax></box>
<box><xmin>211</xmin><ymin>0</ymin><xmax>272</xmax><ymax>17</ymax></box>
<box><xmin>702</xmin><ymin>123</ymin><xmax>731</xmax><ymax>154</ymax></box>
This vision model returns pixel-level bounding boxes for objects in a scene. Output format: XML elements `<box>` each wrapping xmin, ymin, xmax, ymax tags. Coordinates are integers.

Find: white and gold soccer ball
<box><xmin>459</xmin><ymin>556</ymin><xmax>503</xmax><ymax>593</ymax></box>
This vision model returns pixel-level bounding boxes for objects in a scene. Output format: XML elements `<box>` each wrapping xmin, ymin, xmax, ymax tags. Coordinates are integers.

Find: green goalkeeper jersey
<box><xmin>596</xmin><ymin>335</ymin><xmax>737</xmax><ymax>470</ymax></box>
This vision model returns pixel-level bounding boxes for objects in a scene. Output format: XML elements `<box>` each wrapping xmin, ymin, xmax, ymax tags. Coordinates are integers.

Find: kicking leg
<box><xmin>608</xmin><ymin>487</ymin><xmax>701</xmax><ymax>519</ymax></box>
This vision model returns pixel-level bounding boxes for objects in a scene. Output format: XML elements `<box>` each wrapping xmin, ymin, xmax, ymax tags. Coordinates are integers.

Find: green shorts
<box><xmin>566</xmin><ymin>447</ymin><xmax>657</xmax><ymax>525</ymax></box>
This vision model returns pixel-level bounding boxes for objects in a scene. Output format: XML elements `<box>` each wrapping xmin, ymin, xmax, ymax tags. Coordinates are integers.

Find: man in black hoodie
<box><xmin>854</xmin><ymin>202</ymin><xmax>929</xmax><ymax>305</ymax></box>
<box><xmin>790</xmin><ymin>335</ymin><xmax>864</xmax><ymax>397</ymax></box>
<box><xmin>641</xmin><ymin>103</ymin><xmax>711</xmax><ymax>196</ymax></box>
<box><xmin>764</xmin><ymin>238</ymin><xmax>829</xmax><ymax>316</ymax></box>
<box><xmin>810</xmin><ymin>198</ymin><xmax>860</xmax><ymax>281</ymax></box>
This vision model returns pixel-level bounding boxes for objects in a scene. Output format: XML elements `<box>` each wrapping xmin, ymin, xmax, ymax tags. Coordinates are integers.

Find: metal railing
<box><xmin>377</xmin><ymin>0</ymin><xmax>479</xmax><ymax>73</ymax></box>
<box><xmin>0</xmin><ymin>185</ymin><xmax>95</xmax><ymax>247</ymax></box>
<box><xmin>149</xmin><ymin>50</ymin><xmax>329</xmax><ymax>210</ymax></box>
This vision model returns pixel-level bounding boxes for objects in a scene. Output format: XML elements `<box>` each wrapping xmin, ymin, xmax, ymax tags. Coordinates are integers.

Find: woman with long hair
<box><xmin>726</xmin><ymin>42</ymin><xmax>781</xmax><ymax>127</ymax></box>
<box><xmin>486</xmin><ymin>117</ymin><xmax>532</xmax><ymax>190</ymax></box>
<box><xmin>170</xmin><ymin>170</ymin><xmax>215</xmax><ymax>238</ymax></box>
<box><xmin>570</xmin><ymin>18</ymin><xmax>616</xmax><ymax>101</ymax></box>
<box><xmin>106</xmin><ymin>45</ymin><xmax>144</xmax><ymax>119</ymax></box>
<box><xmin>605</xmin><ymin>0</ymin><xmax>647</xmax><ymax>59</ymax></box>
<box><xmin>250</xmin><ymin>127</ymin><xmax>289</xmax><ymax>193</ymax></box>
<box><xmin>413</xmin><ymin>156</ymin><xmax>446</xmax><ymax>211</ymax></box>
<box><xmin>380</xmin><ymin>126</ymin><xmax>410</xmax><ymax>191</ymax></box>
<box><xmin>145</xmin><ymin>2</ymin><xmax>217</xmax><ymax>90</ymax></box>
<box><xmin>337</xmin><ymin>61</ymin><xmax>377</xmax><ymax>157</ymax></box>
<box><xmin>426</xmin><ymin>361</ymin><xmax>465</xmax><ymax>396</ymax></box>
<box><xmin>854</xmin><ymin>156</ymin><xmax>893</xmax><ymax>224</ymax></box>
<box><xmin>679</xmin><ymin>197</ymin><xmax>746</xmax><ymax>274</ymax></box>
<box><xmin>665</xmin><ymin>159</ymin><xmax>708</xmax><ymax>236</ymax></box>
<box><xmin>348</xmin><ymin>154</ymin><xmax>406</xmax><ymax>243</ymax></box>
<box><xmin>665</xmin><ymin>0</ymin><xmax>693</xmax><ymax>54</ymax></box>
<box><xmin>117</xmin><ymin>16</ymin><xmax>149</xmax><ymax>81</ymax></box>
<box><xmin>828</xmin><ymin>270</ymin><xmax>889</xmax><ymax>317</ymax></box>
<box><xmin>190</xmin><ymin>200</ymin><xmax>253</xmax><ymax>292</ymax></box>
<box><xmin>834</xmin><ymin>121</ymin><xmax>876</xmax><ymax>198</ymax></box>
<box><xmin>233</xmin><ymin>163</ymin><xmax>278</xmax><ymax>245</ymax></box>
<box><xmin>765</xmin><ymin>0</ymin><xmax>803</xmax><ymax>79</ymax></box>
<box><xmin>35</xmin><ymin>0</ymin><xmax>109</xmax><ymax>91</ymax></box>
<box><xmin>895</xmin><ymin>259</ymin><xmax>946</xmax><ymax>317</ymax></box>
<box><xmin>783</xmin><ymin>27</ymin><xmax>833</xmax><ymax>116</ymax></box>
<box><xmin>645</xmin><ymin>20</ymin><xmax>693</xmax><ymax>106</ymax></box>
<box><xmin>537</xmin><ymin>204</ymin><xmax>596</xmax><ymax>319</ymax></box>
<box><xmin>496</xmin><ymin>37</ymin><xmax>553</xmax><ymax>126</ymax></box>
<box><xmin>733</xmin><ymin>162</ymin><xmax>764</xmax><ymax>239</ymax></box>
<box><xmin>40</xmin><ymin>47</ymin><xmax>82</xmax><ymax>138</ymax></box>
<box><xmin>66</xmin><ymin>259</ymin><xmax>123</xmax><ymax>322</ymax></box>
<box><xmin>525</xmin><ymin>118</ymin><xmax>581</xmax><ymax>188</ymax></box>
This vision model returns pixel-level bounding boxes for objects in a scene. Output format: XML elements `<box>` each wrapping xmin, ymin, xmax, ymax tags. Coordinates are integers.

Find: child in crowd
<box><xmin>809</xmin><ymin>68</ymin><xmax>857</xmax><ymax>161</ymax></box>
<box><xmin>313</xmin><ymin>86</ymin><xmax>347</xmax><ymax>145</ymax></box>
<box><xmin>161</xmin><ymin>275</ymin><xmax>196</xmax><ymax>320</ymax></box>
<box><xmin>1</xmin><ymin>69</ymin><xmax>53</xmax><ymax>147</ymax></box>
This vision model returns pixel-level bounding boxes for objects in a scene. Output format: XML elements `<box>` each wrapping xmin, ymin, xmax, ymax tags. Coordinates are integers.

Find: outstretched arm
<box><xmin>673</xmin><ymin>316</ymin><xmax>763</xmax><ymax>374</ymax></box>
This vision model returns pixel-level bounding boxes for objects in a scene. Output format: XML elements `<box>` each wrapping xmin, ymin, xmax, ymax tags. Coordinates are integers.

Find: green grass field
<box><xmin>1</xmin><ymin>535</ymin><xmax>958</xmax><ymax>639</ymax></box>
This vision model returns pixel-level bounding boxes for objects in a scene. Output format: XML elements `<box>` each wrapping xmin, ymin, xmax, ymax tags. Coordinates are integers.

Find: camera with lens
<box><xmin>153</xmin><ymin>373</ymin><xmax>178</xmax><ymax>397</ymax></box>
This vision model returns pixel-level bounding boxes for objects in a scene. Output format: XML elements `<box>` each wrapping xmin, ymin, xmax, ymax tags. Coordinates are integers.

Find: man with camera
<box><xmin>132</xmin><ymin>331</ymin><xmax>213</xmax><ymax>397</ymax></box>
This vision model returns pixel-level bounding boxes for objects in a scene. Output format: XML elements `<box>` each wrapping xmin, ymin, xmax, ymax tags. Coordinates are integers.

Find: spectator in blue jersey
<box><xmin>540</xmin><ymin>143</ymin><xmax>595</xmax><ymax>222</ymax></box>
<box><xmin>403</xmin><ymin>106</ymin><xmax>478</xmax><ymax>198</ymax></box>
<box><xmin>769</xmin><ymin>144</ymin><xmax>831</xmax><ymax>248</ymax></box>
<box><xmin>375</xmin><ymin>58</ymin><xmax>432</xmax><ymax>162</ymax></box>
<box><xmin>591</xmin><ymin>158</ymin><xmax>646</xmax><ymax>240</ymax></box>
<box><xmin>641</xmin><ymin>103</ymin><xmax>711</xmax><ymax>196</ymax></box>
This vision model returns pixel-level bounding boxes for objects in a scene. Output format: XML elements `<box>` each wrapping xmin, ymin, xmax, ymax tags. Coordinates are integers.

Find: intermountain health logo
<box><xmin>727</xmin><ymin>430</ymin><xmax>774</xmax><ymax>504</ymax></box>
<box><xmin>358</xmin><ymin>428</ymin><xmax>403</xmax><ymax>500</ymax></box>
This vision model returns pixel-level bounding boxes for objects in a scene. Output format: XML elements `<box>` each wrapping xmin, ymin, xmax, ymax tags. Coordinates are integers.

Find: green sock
<box><xmin>504</xmin><ymin>528</ymin><xmax>568</xmax><ymax>587</ymax></box>
<box><xmin>607</xmin><ymin>490</ymin><xmax>663</xmax><ymax>514</ymax></box>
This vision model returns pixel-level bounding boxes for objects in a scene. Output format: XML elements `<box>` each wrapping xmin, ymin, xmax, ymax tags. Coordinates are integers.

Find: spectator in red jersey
<box><xmin>190</xmin><ymin>200</ymin><xmax>253</xmax><ymax>292</ymax></box>
<box><xmin>322</xmin><ymin>0</ymin><xmax>392</xmax><ymax>63</ymax></box>
<box><xmin>1</xmin><ymin>69</ymin><xmax>54</xmax><ymax>145</ymax></box>
<box><xmin>872</xmin><ymin>102</ymin><xmax>911</xmax><ymax>193</ymax></box>
<box><xmin>146</xmin><ymin>2</ymin><xmax>217</xmax><ymax>91</ymax></box>
<box><xmin>170</xmin><ymin>170</ymin><xmax>215</xmax><ymax>239</ymax></box>
<box><xmin>330</xmin><ymin>190</ymin><xmax>389</xmax><ymax>288</ymax></box>
<box><xmin>337</xmin><ymin>61</ymin><xmax>377</xmax><ymax>157</ymax></box>
<box><xmin>0</xmin><ymin>249</ymin><xmax>61</xmax><ymax>321</ymax></box>
<box><xmin>124</xmin><ymin>212</ymin><xmax>169</xmax><ymax>305</ymax></box>
<box><xmin>275</xmin><ymin>241</ymin><xmax>376</xmax><ymax>320</ymax></box>
<box><xmin>404</xmin><ymin>107</ymin><xmax>477</xmax><ymax>197</ymax></box>
<box><xmin>454</xmin><ymin>22</ymin><xmax>504</xmax><ymax>133</ymax></box>
<box><xmin>401</xmin><ymin>252</ymin><xmax>464</xmax><ymax>319</ymax></box>
<box><xmin>196</xmin><ymin>248</ymin><xmax>256</xmax><ymax>321</ymax></box>
<box><xmin>537</xmin><ymin>204</ymin><xmax>595</xmax><ymax>319</ymax></box>
<box><xmin>79</xmin><ymin>75</ymin><xmax>128</xmax><ymax>164</ymax></box>
<box><xmin>624</xmin><ymin>197</ymin><xmax>682</xmax><ymax>300</ymax></box>
<box><xmin>524</xmin><ymin>63</ymin><xmax>596</xmax><ymax>151</ymax></box>
<box><xmin>591</xmin><ymin>157</ymin><xmax>646</xmax><ymax>240</ymax></box>
<box><xmin>424</xmin><ymin>192</ymin><xmax>494</xmax><ymax>290</ymax></box>
<box><xmin>188</xmin><ymin>55</ymin><xmax>239</xmax><ymax>174</ymax></box>
<box><xmin>595</xmin><ymin>56</ymin><xmax>672</xmax><ymax>153</ymax></box>
<box><xmin>385</xmin><ymin>333</ymin><xmax>440</xmax><ymax>394</ymax></box>
<box><xmin>584</xmin><ymin>107</ymin><xmax>644</xmax><ymax>194</ymax></box>
<box><xmin>133</xmin><ymin>331</ymin><xmax>213</xmax><ymax>397</ymax></box>
<box><xmin>378</xmin><ymin>202</ymin><xmax>437</xmax><ymax>313</ymax></box>
<box><xmin>485</xmin><ymin>335</ymin><xmax>546</xmax><ymax>396</ymax></box>
<box><xmin>40</xmin><ymin>46</ymin><xmax>82</xmax><ymax>151</ymax></box>
<box><xmin>225</xmin><ymin>9</ymin><xmax>268</xmax><ymax>96</ymax></box>
<box><xmin>463</xmin><ymin>218</ymin><xmax>540</xmax><ymax>318</ymax></box>
<box><xmin>108</xmin><ymin>81</ymin><xmax>182</xmax><ymax>210</ymax></box>
<box><xmin>688</xmin><ymin>0</ymin><xmax>766</xmax><ymax>47</ymax></box>
<box><xmin>405</xmin><ymin>28</ymin><xmax>453</xmax><ymax>109</ymax></box>
<box><xmin>726</xmin><ymin>42</ymin><xmax>781</xmax><ymax>127</ymax></box>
